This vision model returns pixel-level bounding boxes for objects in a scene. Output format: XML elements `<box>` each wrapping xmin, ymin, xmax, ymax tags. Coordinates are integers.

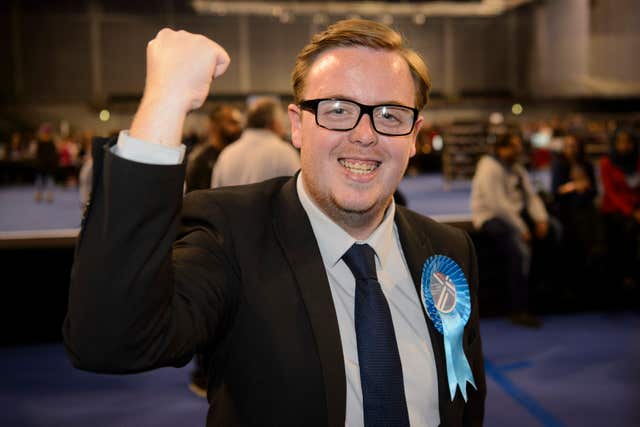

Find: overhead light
<box><xmin>432</xmin><ymin>135</ymin><xmax>444</xmax><ymax>151</ymax></box>
<box><xmin>279</xmin><ymin>10</ymin><xmax>293</xmax><ymax>23</ymax></box>
<box><xmin>489</xmin><ymin>112</ymin><xmax>504</xmax><ymax>125</ymax></box>
<box><xmin>312</xmin><ymin>13</ymin><xmax>328</xmax><ymax>25</ymax></box>
<box><xmin>381</xmin><ymin>14</ymin><xmax>394</xmax><ymax>25</ymax></box>
<box><xmin>511</xmin><ymin>103</ymin><xmax>524</xmax><ymax>116</ymax></box>
<box><xmin>413</xmin><ymin>14</ymin><xmax>426</xmax><ymax>25</ymax></box>
<box><xmin>271</xmin><ymin>6</ymin><xmax>283</xmax><ymax>18</ymax></box>
<box><xmin>191</xmin><ymin>1</ymin><xmax>537</xmax><ymax>18</ymax></box>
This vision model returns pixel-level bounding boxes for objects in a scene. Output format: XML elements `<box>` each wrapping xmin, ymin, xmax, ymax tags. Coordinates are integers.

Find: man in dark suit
<box><xmin>64</xmin><ymin>19</ymin><xmax>485</xmax><ymax>426</ymax></box>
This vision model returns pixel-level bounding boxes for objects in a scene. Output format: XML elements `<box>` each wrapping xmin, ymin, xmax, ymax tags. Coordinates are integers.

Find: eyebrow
<box><xmin>321</xmin><ymin>95</ymin><xmax>412</xmax><ymax>106</ymax></box>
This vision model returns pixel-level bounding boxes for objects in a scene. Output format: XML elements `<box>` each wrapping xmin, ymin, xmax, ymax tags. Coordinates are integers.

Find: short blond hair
<box><xmin>292</xmin><ymin>19</ymin><xmax>431</xmax><ymax>110</ymax></box>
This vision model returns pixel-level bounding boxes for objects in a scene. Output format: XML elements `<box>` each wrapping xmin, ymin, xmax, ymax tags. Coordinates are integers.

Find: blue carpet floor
<box><xmin>0</xmin><ymin>176</ymin><xmax>462</xmax><ymax>233</ymax></box>
<box><xmin>1</xmin><ymin>312</ymin><xmax>638</xmax><ymax>427</ymax></box>
<box><xmin>0</xmin><ymin>172</ymin><xmax>552</xmax><ymax>232</ymax></box>
<box><xmin>0</xmin><ymin>185</ymin><xmax>83</xmax><ymax>232</ymax></box>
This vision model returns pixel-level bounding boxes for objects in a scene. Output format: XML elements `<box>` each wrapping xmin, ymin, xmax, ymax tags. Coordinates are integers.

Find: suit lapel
<box><xmin>271</xmin><ymin>182</ymin><xmax>456</xmax><ymax>424</ymax></box>
<box><xmin>272</xmin><ymin>177</ymin><xmax>346</xmax><ymax>426</ymax></box>
<box><xmin>395</xmin><ymin>208</ymin><xmax>456</xmax><ymax>423</ymax></box>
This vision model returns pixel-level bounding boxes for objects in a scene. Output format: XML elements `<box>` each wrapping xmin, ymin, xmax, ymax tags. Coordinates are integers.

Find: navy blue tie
<box><xmin>342</xmin><ymin>243</ymin><xmax>410</xmax><ymax>427</ymax></box>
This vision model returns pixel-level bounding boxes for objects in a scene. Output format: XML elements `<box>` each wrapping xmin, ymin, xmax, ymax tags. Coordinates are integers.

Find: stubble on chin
<box><xmin>302</xmin><ymin>171</ymin><xmax>392</xmax><ymax>237</ymax></box>
<box><xmin>326</xmin><ymin>192</ymin><xmax>392</xmax><ymax>237</ymax></box>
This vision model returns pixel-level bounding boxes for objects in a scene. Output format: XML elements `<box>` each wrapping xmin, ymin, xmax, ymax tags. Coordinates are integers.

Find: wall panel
<box><xmin>20</xmin><ymin>14</ymin><xmax>92</xmax><ymax>103</ymax></box>
<box><xmin>452</xmin><ymin>17</ymin><xmax>509</xmax><ymax>94</ymax></box>
<box><xmin>248</xmin><ymin>15</ymin><xmax>311</xmax><ymax>95</ymax></box>
<box><xmin>395</xmin><ymin>17</ymin><xmax>445</xmax><ymax>95</ymax></box>
<box><xmin>101</xmin><ymin>17</ymin><xmax>161</xmax><ymax>96</ymax></box>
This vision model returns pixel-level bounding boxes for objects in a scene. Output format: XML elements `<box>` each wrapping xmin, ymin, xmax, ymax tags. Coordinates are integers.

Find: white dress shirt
<box><xmin>297</xmin><ymin>177</ymin><xmax>440</xmax><ymax>427</ymax></box>
<box><xmin>211</xmin><ymin>128</ymin><xmax>300</xmax><ymax>188</ymax></box>
<box><xmin>112</xmin><ymin>131</ymin><xmax>440</xmax><ymax>426</ymax></box>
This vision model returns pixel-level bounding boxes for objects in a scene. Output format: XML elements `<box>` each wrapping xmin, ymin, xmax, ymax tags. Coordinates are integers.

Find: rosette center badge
<box><xmin>430</xmin><ymin>271</ymin><xmax>457</xmax><ymax>314</ymax></box>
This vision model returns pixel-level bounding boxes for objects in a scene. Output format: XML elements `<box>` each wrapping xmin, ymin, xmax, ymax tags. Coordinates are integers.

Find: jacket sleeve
<box><xmin>63</xmin><ymin>138</ymin><xmax>239</xmax><ymax>374</ymax></box>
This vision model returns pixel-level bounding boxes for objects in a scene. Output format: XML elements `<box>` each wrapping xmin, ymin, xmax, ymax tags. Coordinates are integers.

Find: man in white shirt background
<box><xmin>211</xmin><ymin>96</ymin><xmax>300</xmax><ymax>188</ymax></box>
<box><xmin>471</xmin><ymin>132</ymin><xmax>560</xmax><ymax>328</ymax></box>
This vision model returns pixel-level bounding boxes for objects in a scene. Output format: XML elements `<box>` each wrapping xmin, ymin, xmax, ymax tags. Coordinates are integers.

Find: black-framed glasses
<box><xmin>299</xmin><ymin>98</ymin><xmax>419</xmax><ymax>136</ymax></box>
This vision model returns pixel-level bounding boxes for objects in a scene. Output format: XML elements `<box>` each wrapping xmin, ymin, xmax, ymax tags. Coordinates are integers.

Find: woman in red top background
<box><xmin>600</xmin><ymin>127</ymin><xmax>640</xmax><ymax>290</ymax></box>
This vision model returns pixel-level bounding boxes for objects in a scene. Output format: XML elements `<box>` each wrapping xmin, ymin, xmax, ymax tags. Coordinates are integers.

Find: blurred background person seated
<box><xmin>471</xmin><ymin>132</ymin><xmax>560</xmax><ymax>327</ymax></box>
<box><xmin>599</xmin><ymin>127</ymin><xmax>640</xmax><ymax>292</ymax></box>
<box><xmin>550</xmin><ymin>132</ymin><xmax>605</xmax><ymax>303</ymax></box>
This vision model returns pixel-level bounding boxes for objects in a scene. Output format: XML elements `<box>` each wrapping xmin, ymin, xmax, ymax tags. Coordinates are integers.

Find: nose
<box><xmin>349</xmin><ymin>112</ymin><xmax>377</xmax><ymax>146</ymax></box>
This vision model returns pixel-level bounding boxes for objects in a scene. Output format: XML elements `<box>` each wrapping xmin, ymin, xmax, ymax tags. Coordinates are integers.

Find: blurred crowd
<box><xmin>0</xmin><ymin>123</ymin><xmax>97</xmax><ymax>204</ymax></box>
<box><xmin>463</xmin><ymin>115</ymin><xmax>640</xmax><ymax>326</ymax></box>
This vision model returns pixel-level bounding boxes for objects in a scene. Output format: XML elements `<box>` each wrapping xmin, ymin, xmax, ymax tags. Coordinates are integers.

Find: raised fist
<box><xmin>144</xmin><ymin>28</ymin><xmax>230</xmax><ymax>113</ymax></box>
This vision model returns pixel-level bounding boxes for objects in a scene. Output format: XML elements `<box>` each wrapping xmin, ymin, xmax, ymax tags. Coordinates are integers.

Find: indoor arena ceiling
<box><xmin>191</xmin><ymin>0</ymin><xmax>536</xmax><ymax>18</ymax></box>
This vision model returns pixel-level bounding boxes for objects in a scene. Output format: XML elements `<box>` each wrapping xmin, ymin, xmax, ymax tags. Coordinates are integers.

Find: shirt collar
<box><xmin>296</xmin><ymin>174</ymin><xmax>396</xmax><ymax>270</ymax></box>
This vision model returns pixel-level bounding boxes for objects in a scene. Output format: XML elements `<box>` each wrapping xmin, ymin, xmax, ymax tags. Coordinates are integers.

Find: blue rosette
<box><xmin>421</xmin><ymin>254</ymin><xmax>476</xmax><ymax>401</ymax></box>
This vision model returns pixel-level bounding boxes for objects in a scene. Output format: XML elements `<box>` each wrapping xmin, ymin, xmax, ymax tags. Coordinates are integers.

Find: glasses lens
<box><xmin>316</xmin><ymin>100</ymin><xmax>360</xmax><ymax>130</ymax></box>
<box><xmin>373</xmin><ymin>106</ymin><xmax>415</xmax><ymax>135</ymax></box>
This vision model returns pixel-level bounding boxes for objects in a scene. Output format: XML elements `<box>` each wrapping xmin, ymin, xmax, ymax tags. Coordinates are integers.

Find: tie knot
<box><xmin>342</xmin><ymin>243</ymin><xmax>377</xmax><ymax>281</ymax></box>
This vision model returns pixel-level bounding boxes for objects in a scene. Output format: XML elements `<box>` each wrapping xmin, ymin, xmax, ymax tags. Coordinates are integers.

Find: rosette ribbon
<box><xmin>421</xmin><ymin>254</ymin><xmax>476</xmax><ymax>401</ymax></box>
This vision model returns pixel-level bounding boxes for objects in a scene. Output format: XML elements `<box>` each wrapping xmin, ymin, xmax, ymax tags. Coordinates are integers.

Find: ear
<box><xmin>409</xmin><ymin>116</ymin><xmax>423</xmax><ymax>158</ymax></box>
<box><xmin>288</xmin><ymin>104</ymin><xmax>303</xmax><ymax>149</ymax></box>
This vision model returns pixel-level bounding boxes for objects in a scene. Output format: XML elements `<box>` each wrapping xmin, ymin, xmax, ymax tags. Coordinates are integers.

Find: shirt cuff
<box><xmin>111</xmin><ymin>130</ymin><xmax>186</xmax><ymax>165</ymax></box>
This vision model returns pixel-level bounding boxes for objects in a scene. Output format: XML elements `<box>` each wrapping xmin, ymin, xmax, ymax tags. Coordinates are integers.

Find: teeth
<box><xmin>339</xmin><ymin>159</ymin><xmax>379</xmax><ymax>175</ymax></box>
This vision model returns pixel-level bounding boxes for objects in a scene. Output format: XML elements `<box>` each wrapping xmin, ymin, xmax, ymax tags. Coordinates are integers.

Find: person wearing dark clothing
<box><xmin>34</xmin><ymin>123</ymin><xmax>58</xmax><ymax>202</ymax></box>
<box><xmin>550</xmin><ymin>134</ymin><xmax>604</xmax><ymax>304</ymax></box>
<box><xmin>599</xmin><ymin>128</ymin><xmax>640</xmax><ymax>291</ymax></box>
<box><xmin>551</xmin><ymin>134</ymin><xmax>597</xmax><ymax>208</ymax></box>
<box><xmin>184</xmin><ymin>105</ymin><xmax>243</xmax><ymax>193</ymax></box>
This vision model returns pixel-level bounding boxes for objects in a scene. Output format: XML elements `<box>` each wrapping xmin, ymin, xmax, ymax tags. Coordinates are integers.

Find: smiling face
<box><xmin>288</xmin><ymin>46</ymin><xmax>422</xmax><ymax>239</ymax></box>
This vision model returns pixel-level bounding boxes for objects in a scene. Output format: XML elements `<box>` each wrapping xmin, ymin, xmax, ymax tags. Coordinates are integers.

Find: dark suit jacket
<box><xmin>185</xmin><ymin>143</ymin><xmax>222</xmax><ymax>193</ymax></box>
<box><xmin>64</xmin><ymin>138</ymin><xmax>486</xmax><ymax>426</ymax></box>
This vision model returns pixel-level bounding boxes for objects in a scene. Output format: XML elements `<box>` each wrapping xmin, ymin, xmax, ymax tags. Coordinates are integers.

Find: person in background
<box><xmin>210</xmin><ymin>97</ymin><xmax>299</xmax><ymax>188</ymax></box>
<box><xmin>34</xmin><ymin>123</ymin><xmax>58</xmax><ymax>203</ymax></box>
<box><xmin>1</xmin><ymin>132</ymin><xmax>27</xmax><ymax>185</ymax></box>
<box><xmin>9</xmin><ymin>132</ymin><xmax>26</xmax><ymax>161</ymax></box>
<box><xmin>471</xmin><ymin>132</ymin><xmax>558</xmax><ymax>328</ymax></box>
<box><xmin>184</xmin><ymin>104</ymin><xmax>243</xmax><ymax>193</ymax></box>
<box><xmin>599</xmin><ymin>127</ymin><xmax>640</xmax><ymax>291</ymax></box>
<box><xmin>550</xmin><ymin>133</ymin><xmax>604</xmax><ymax>305</ymax></box>
<box><xmin>552</xmin><ymin>133</ymin><xmax>596</xmax><ymax>204</ymax></box>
